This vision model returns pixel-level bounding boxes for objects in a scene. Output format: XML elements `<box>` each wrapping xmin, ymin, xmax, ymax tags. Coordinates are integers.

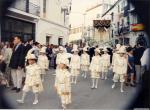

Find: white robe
<box><xmin>23</xmin><ymin>64</ymin><xmax>43</xmax><ymax>93</ymax></box>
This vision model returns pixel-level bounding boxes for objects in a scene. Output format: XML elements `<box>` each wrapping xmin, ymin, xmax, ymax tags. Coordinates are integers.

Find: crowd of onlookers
<box><xmin>0</xmin><ymin>36</ymin><xmax>149</xmax><ymax>89</ymax></box>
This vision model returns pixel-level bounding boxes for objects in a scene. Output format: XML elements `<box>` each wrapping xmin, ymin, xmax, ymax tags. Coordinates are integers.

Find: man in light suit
<box><xmin>9</xmin><ymin>36</ymin><xmax>25</xmax><ymax>93</ymax></box>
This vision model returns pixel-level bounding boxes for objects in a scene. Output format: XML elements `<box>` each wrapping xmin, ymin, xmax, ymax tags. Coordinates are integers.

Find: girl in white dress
<box><xmin>89</xmin><ymin>48</ymin><xmax>102</xmax><ymax>89</ymax></box>
<box><xmin>81</xmin><ymin>47</ymin><xmax>90</xmax><ymax>79</ymax></box>
<box><xmin>101</xmin><ymin>48</ymin><xmax>110</xmax><ymax>80</ymax></box>
<box><xmin>17</xmin><ymin>54</ymin><xmax>43</xmax><ymax>104</ymax></box>
<box><xmin>112</xmin><ymin>46</ymin><xmax>127</xmax><ymax>92</ymax></box>
<box><xmin>70</xmin><ymin>45</ymin><xmax>80</xmax><ymax>84</ymax></box>
<box><xmin>37</xmin><ymin>47</ymin><xmax>49</xmax><ymax>82</ymax></box>
<box><xmin>54</xmin><ymin>58</ymin><xmax>71</xmax><ymax>109</ymax></box>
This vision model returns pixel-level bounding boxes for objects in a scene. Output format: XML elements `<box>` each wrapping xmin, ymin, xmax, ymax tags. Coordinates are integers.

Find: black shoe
<box><xmin>11</xmin><ymin>87</ymin><xmax>17</xmax><ymax>90</ymax></box>
<box><xmin>125</xmin><ymin>82</ymin><xmax>129</xmax><ymax>86</ymax></box>
<box><xmin>16</xmin><ymin>88</ymin><xmax>21</xmax><ymax>93</ymax></box>
<box><xmin>130</xmin><ymin>83</ymin><xmax>136</xmax><ymax>87</ymax></box>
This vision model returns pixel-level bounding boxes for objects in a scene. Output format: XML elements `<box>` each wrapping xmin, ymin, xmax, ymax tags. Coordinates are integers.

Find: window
<box><xmin>46</xmin><ymin>36</ymin><xmax>51</xmax><ymax>45</ymax></box>
<box><xmin>58</xmin><ymin>38</ymin><xmax>63</xmax><ymax>45</ymax></box>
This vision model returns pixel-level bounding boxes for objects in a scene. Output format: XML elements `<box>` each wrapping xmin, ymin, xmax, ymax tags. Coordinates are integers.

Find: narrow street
<box><xmin>4</xmin><ymin>69</ymin><xmax>137</xmax><ymax>109</ymax></box>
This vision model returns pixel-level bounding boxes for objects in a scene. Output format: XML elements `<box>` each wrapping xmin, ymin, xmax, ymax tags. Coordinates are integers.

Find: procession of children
<box><xmin>1</xmin><ymin>40</ymin><xmax>141</xmax><ymax>109</ymax></box>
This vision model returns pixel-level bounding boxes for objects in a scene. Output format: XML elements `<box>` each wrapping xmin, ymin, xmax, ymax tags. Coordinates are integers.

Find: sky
<box><xmin>69</xmin><ymin>0</ymin><xmax>100</xmax><ymax>28</ymax></box>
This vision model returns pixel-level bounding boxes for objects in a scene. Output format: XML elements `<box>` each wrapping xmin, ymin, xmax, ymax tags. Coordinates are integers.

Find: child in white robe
<box><xmin>54</xmin><ymin>58</ymin><xmax>71</xmax><ymax>109</ymax></box>
<box><xmin>17</xmin><ymin>54</ymin><xmax>43</xmax><ymax>104</ymax></box>
<box><xmin>112</xmin><ymin>46</ymin><xmax>127</xmax><ymax>92</ymax></box>
<box><xmin>112</xmin><ymin>44</ymin><xmax>121</xmax><ymax>74</ymax></box>
<box><xmin>81</xmin><ymin>47</ymin><xmax>90</xmax><ymax>79</ymax></box>
<box><xmin>101</xmin><ymin>48</ymin><xmax>110</xmax><ymax>80</ymax></box>
<box><xmin>70</xmin><ymin>45</ymin><xmax>80</xmax><ymax>84</ymax></box>
<box><xmin>89</xmin><ymin>48</ymin><xmax>101</xmax><ymax>89</ymax></box>
<box><xmin>38</xmin><ymin>47</ymin><xmax>49</xmax><ymax>81</ymax></box>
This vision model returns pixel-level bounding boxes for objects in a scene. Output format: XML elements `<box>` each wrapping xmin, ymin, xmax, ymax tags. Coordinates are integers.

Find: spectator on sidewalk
<box><xmin>140</xmin><ymin>47</ymin><xmax>150</xmax><ymax>72</ymax></box>
<box><xmin>133</xmin><ymin>42</ymin><xmax>145</xmax><ymax>84</ymax></box>
<box><xmin>126</xmin><ymin>47</ymin><xmax>136</xmax><ymax>87</ymax></box>
<box><xmin>25</xmin><ymin>38</ymin><xmax>33</xmax><ymax>56</ymax></box>
<box><xmin>9</xmin><ymin>36</ymin><xmax>26</xmax><ymax>93</ymax></box>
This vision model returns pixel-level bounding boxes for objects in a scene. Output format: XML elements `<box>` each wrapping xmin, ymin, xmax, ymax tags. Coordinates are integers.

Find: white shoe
<box><xmin>82</xmin><ymin>74</ymin><xmax>84</xmax><ymax>77</ymax></box>
<box><xmin>33</xmin><ymin>100</ymin><xmax>38</xmax><ymax>105</ymax></box>
<box><xmin>112</xmin><ymin>84</ymin><xmax>115</xmax><ymax>89</ymax></box>
<box><xmin>120</xmin><ymin>89</ymin><xmax>124</xmax><ymax>93</ymax></box>
<box><xmin>16</xmin><ymin>99</ymin><xmax>24</xmax><ymax>104</ymax></box>
<box><xmin>91</xmin><ymin>86</ymin><xmax>94</xmax><ymax>89</ymax></box>
<box><xmin>84</xmin><ymin>75</ymin><xmax>87</xmax><ymax>79</ymax></box>
<box><xmin>62</xmin><ymin>104</ymin><xmax>66</xmax><ymax>110</ymax></box>
<box><xmin>74</xmin><ymin>81</ymin><xmax>77</xmax><ymax>84</ymax></box>
<box><xmin>95</xmin><ymin>86</ymin><xmax>98</xmax><ymax>89</ymax></box>
<box><xmin>105</xmin><ymin>77</ymin><xmax>107</xmax><ymax>80</ymax></box>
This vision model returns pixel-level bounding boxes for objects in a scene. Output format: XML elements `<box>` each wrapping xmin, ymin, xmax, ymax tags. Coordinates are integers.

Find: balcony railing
<box><xmin>10</xmin><ymin>0</ymin><xmax>40</xmax><ymax>16</ymax></box>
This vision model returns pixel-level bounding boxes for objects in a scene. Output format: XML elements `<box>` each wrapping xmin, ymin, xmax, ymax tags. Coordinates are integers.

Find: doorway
<box><xmin>58</xmin><ymin>37</ymin><xmax>63</xmax><ymax>45</ymax></box>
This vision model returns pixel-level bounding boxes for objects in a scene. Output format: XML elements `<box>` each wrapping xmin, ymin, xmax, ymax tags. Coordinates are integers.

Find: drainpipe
<box><xmin>26</xmin><ymin>0</ymin><xmax>29</xmax><ymax>13</ymax></box>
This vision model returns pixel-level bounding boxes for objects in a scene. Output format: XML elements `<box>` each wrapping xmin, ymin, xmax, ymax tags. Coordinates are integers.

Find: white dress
<box><xmin>56</xmin><ymin>53</ymin><xmax>67</xmax><ymax>65</ymax></box>
<box><xmin>81</xmin><ymin>53</ymin><xmax>90</xmax><ymax>71</ymax></box>
<box><xmin>37</xmin><ymin>55</ymin><xmax>49</xmax><ymax>74</ymax></box>
<box><xmin>23</xmin><ymin>64</ymin><xmax>43</xmax><ymax>93</ymax></box>
<box><xmin>113</xmin><ymin>56</ymin><xmax>127</xmax><ymax>82</ymax></box>
<box><xmin>55</xmin><ymin>69</ymin><xmax>71</xmax><ymax>105</ymax></box>
<box><xmin>112</xmin><ymin>52</ymin><xmax>119</xmax><ymax>73</ymax></box>
<box><xmin>70</xmin><ymin>54</ymin><xmax>80</xmax><ymax>76</ymax></box>
<box><xmin>89</xmin><ymin>55</ymin><xmax>102</xmax><ymax>78</ymax></box>
<box><xmin>102</xmin><ymin>54</ymin><xmax>110</xmax><ymax>73</ymax></box>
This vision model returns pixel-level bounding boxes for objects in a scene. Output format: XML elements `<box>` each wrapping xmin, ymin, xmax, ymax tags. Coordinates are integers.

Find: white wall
<box><xmin>29</xmin><ymin>0</ymin><xmax>40</xmax><ymax>6</ymax></box>
<box><xmin>29</xmin><ymin>0</ymin><xmax>70</xmax><ymax>45</ymax></box>
<box><xmin>36</xmin><ymin>19</ymin><xmax>69</xmax><ymax>45</ymax></box>
<box><xmin>85</xmin><ymin>6</ymin><xmax>102</xmax><ymax>27</ymax></box>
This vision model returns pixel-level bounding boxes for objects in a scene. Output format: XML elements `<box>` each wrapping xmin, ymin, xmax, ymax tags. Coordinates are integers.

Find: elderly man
<box><xmin>9</xmin><ymin>36</ymin><xmax>25</xmax><ymax>93</ymax></box>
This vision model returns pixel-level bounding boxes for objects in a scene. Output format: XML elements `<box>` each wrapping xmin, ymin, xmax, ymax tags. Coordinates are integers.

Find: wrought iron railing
<box><xmin>10</xmin><ymin>0</ymin><xmax>40</xmax><ymax>16</ymax></box>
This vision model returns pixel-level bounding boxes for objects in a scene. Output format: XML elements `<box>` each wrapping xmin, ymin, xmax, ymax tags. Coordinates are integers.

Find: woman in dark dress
<box><xmin>126</xmin><ymin>47</ymin><xmax>136</xmax><ymax>86</ymax></box>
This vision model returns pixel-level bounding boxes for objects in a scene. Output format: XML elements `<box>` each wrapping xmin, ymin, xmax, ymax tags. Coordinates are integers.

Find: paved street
<box><xmin>4</xmin><ymin>69</ymin><xmax>137</xmax><ymax>109</ymax></box>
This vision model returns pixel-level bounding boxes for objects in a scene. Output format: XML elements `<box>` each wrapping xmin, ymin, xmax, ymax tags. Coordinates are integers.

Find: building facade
<box><xmin>84</xmin><ymin>0</ymin><xmax>115</xmax><ymax>45</ymax></box>
<box><xmin>102</xmin><ymin>0</ymin><xmax>149</xmax><ymax>47</ymax></box>
<box><xmin>68</xmin><ymin>0</ymin><xmax>115</xmax><ymax>46</ymax></box>
<box><xmin>0</xmin><ymin>0</ymin><xmax>72</xmax><ymax>45</ymax></box>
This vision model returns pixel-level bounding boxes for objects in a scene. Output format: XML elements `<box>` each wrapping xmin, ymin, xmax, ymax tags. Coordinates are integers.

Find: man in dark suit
<box><xmin>25</xmin><ymin>38</ymin><xmax>33</xmax><ymax>56</ymax></box>
<box><xmin>9</xmin><ymin>36</ymin><xmax>25</xmax><ymax>93</ymax></box>
<box><xmin>89</xmin><ymin>46</ymin><xmax>95</xmax><ymax>62</ymax></box>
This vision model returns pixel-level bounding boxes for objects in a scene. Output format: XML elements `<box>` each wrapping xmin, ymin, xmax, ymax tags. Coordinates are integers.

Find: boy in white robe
<box><xmin>112</xmin><ymin>46</ymin><xmax>127</xmax><ymax>92</ymax></box>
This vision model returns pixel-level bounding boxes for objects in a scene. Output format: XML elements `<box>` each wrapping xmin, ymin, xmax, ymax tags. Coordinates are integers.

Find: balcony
<box><xmin>10</xmin><ymin>0</ymin><xmax>40</xmax><ymax>16</ymax></box>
